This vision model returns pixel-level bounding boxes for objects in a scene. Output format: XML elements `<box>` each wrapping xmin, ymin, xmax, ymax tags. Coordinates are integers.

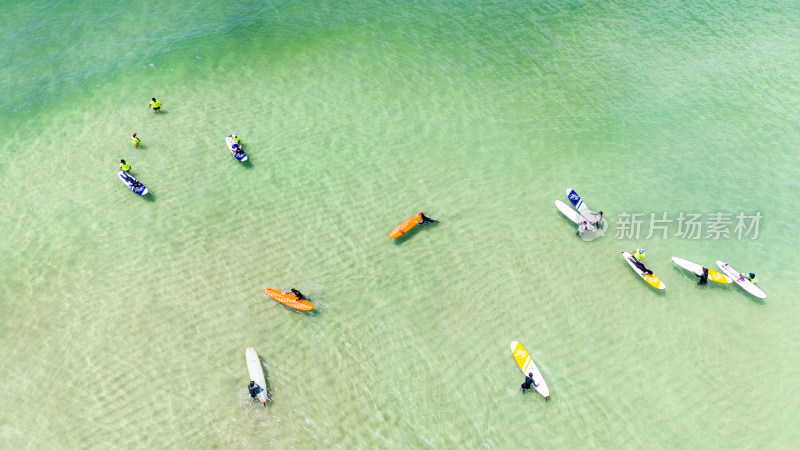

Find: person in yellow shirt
<box><xmin>629</xmin><ymin>248</ymin><xmax>653</xmax><ymax>275</ymax></box>
<box><xmin>131</xmin><ymin>132</ymin><xmax>140</xmax><ymax>147</ymax></box>
<box><xmin>119</xmin><ymin>159</ymin><xmax>131</xmax><ymax>173</ymax></box>
<box><xmin>147</xmin><ymin>97</ymin><xmax>162</xmax><ymax>113</ymax></box>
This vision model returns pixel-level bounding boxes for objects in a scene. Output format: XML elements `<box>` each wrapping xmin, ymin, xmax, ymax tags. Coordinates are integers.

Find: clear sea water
<box><xmin>2</xmin><ymin>0</ymin><xmax>799</xmax><ymax>447</ymax></box>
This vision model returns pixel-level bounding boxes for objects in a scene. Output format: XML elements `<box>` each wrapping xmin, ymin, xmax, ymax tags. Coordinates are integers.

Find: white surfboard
<box><xmin>245</xmin><ymin>347</ymin><xmax>268</xmax><ymax>405</ymax></box>
<box><xmin>510</xmin><ymin>341</ymin><xmax>550</xmax><ymax>399</ymax></box>
<box><xmin>555</xmin><ymin>200</ymin><xmax>596</xmax><ymax>230</ymax></box>
<box><xmin>672</xmin><ymin>257</ymin><xmax>731</xmax><ymax>284</ymax></box>
<box><xmin>716</xmin><ymin>261</ymin><xmax>766</xmax><ymax>299</ymax></box>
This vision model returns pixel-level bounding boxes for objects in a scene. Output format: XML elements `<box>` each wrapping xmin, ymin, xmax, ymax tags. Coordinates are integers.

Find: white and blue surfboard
<box><xmin>566</xmin><ymin>188</ymin><xmax>601</xmax><ymax>225</ymax></box>
<box><xmin>118</xmin><ymin>171</ymin><xmax>148</xmax><ymax>195</ymax></box>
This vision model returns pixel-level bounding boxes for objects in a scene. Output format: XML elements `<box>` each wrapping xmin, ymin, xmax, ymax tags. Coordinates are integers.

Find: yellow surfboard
<box><xmin>264</xmin><ymin>288</ymin><xmax>314</xmax><ymax>311</ymax></box>
<box><xmin>708</xmin><ymin>270</ymin><xmax>728</xmax><ymax>283</ymax></box>
<box><xmin>389</xmin><ymin>213</ymin><xmax>423</xmax><ymax>238</ymax></box>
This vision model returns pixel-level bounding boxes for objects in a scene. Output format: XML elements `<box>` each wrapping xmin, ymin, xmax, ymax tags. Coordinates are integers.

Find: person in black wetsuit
<box><xmin>521</xmin><ymin>372</ymin><xmax>538</xmax><ymax>393</ymax></box>
<box><xmin>696</xmin><ymin>267</ymin><xmax>709</xmax><ymax>285</ymax></box>
<box><xmin>289</xmin><ymin>288</ymin><xmax>306</xmax><ymax>300</ymax></box>
<box><xmin>248</xmin><ymin>381</ymin><xmax>262</xmax><ymax>402</ymax></box>
<box><xmin>419</xmin><ymin>212</ymin><xmax>437</xmax><ymax>224</ymax></box>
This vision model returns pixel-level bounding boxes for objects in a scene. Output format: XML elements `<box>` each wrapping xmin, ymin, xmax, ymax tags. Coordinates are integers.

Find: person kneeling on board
<box><xmin>696</xmin><ymin>267</ymin><xmax>709</xmax><ymax>285</ymax></box>
<box><xmin>630</xmin><ymin>248</ymin><xmax>653</xmax><ymax>275</ymax></box>
<box><xmin>248</xmin><ymin>381</ymin><xmax>263</xmax><ymax>402</ymax></box>
<box><xmin>232</xmin><ymin>143</ymin><xmax>244</xmax><ymax>154</ymax></box>
<box><xmin>419</xmin><ymin>212</ymin><xmax>437</xmax><ymax>224</ymax></box>
<box><xmin>577</xmin><ymin>220</ymin><xmax>596</xmax><ymax>235</ymax></box>
<box><xmin>739</xmin><ymin>272</ymin><xmax>757</xmax><ymax>284</ymax></box>
<box><xmin>521</xmin><ymin>372</ymin><xmax>538</xmax><ymax>393</ymax></box>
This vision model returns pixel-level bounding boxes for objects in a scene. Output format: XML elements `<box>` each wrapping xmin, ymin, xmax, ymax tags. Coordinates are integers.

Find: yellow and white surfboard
<box><xmin>510</xmin><ymin>341</ymin><xmax>550</xmax><ymax>399</ymax></box>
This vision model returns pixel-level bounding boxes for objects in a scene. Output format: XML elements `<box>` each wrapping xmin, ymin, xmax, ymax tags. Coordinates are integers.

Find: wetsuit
<box><xmin>697</xmin><ymin>267</ymin><xmax>709</xmax><ymax>285</ymax></box>
<box><xmin>521</xmin><ymin>375</ymin><xmax>537</xmax><ymax>391</ymax></box>
<box><xmin>249</xmin><ymin>383</ymin><xmax>261</xmax><ymax>399</ymax></box>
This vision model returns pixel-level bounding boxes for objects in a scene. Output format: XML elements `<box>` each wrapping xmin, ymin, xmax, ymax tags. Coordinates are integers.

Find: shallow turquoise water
<box><xmin>1</xmin><ymin>0</ymin><xmax>799</xmax><ymax>447</ymax></box>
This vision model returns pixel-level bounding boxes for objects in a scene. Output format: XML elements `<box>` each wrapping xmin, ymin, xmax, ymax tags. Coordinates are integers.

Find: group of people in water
<box><xmin>118</xmin><ymin>97</ymin><xmax>165</xmax><ymax>179</ymax></box>
<box><xmin>629</xmin><ymin>248</ymin><xmax>757</xmax><ymax>286</ymax></box>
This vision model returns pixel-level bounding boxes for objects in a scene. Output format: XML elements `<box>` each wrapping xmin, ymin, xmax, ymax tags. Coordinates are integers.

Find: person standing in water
<box><xmin>696</xmin><ymin>267</ymin><xmax>709</xmax><ymax>285</ymax></box>
<box><xmin>119</xmin><ymin>159</ymin><xmax>131</xmax><ymax>173</ymax></box>
<box><xmin>131</xmin><ymin>133</ymin><xmax>140</xmax><ymax>147</ymax></box>
<box><xmin>521</xmin><ymin>372</ymin><xmax>538</xmax><ymax>393</ymax></box>
<box><xmin>594</xmin><ymin>211</ymin><xmax>604</xmax><ymax>228</ymax></box>
<box><xmin>248</xmin><ymin>381</ymin><xmax>262</xmax><ymax>402</ymax></box>
<box><xmin>147</xmin><ymin>97</ymin><xmax>162</xmax><ymax>113</ymax></box>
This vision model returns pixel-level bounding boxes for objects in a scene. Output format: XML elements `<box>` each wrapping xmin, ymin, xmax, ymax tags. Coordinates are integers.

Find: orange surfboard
<box><xmin>264</xmin><ymin>288</ymin><xmax>314</xmax><ymax>311</ymax></box>
<box><xmin>389</xmin><ymin>213</ymin><xmax>423</xmax><ymax>238</ymax></box>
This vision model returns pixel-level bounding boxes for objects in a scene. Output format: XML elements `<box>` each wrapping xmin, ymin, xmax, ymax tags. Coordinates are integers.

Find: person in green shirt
<box><xmin>629</xmin><ymin>248</ymin><xmax>653</xmax><ymax>275</ymax></box>
<box><xmin>131</xmin><ymin>132</ymin><xmax>140</xmax><ymax>147</ymax></box>
<box><xmin>740</xmin><ymin>272</ymin><xmax>757</xmax><ymax>284</ymax></box>
<box><xmin>119</xmin><ymin>159</ymin><xmax>131</xmax><ymax>172</ymax></box>
<box><xmin>148</xmin><ymin>97</ymin><xmax>162</xmax><ymax>113</ymax></box>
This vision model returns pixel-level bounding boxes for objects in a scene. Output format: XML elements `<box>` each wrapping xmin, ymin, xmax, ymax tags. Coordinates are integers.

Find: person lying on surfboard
<box><xmin>248</xmin><ymin>381</ymin><xmax>263</xmax><ymax>402</ymax></box>
<box><xmin>419</xmin><ymin>212</ymin><xmax>437</xmax><ymax>224</ymax></box>
<box><xmin>629</xmin><ymin>248</ymin><xmax>653</xmax><ymax>275</ymax></box>
<box><xmin>232</xmin><ymin>143</ymin><xmax>244</xmax><ymax>154</ymax></box>
<box><xmin>521</xmin><ymin>372</ymin><xmax>537</xmax><ymax>393</ymax></box>
<box><xmin>286</xmin><ymin>288</ymin><xmax>306</xmax><ymax>300</ymax></box>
